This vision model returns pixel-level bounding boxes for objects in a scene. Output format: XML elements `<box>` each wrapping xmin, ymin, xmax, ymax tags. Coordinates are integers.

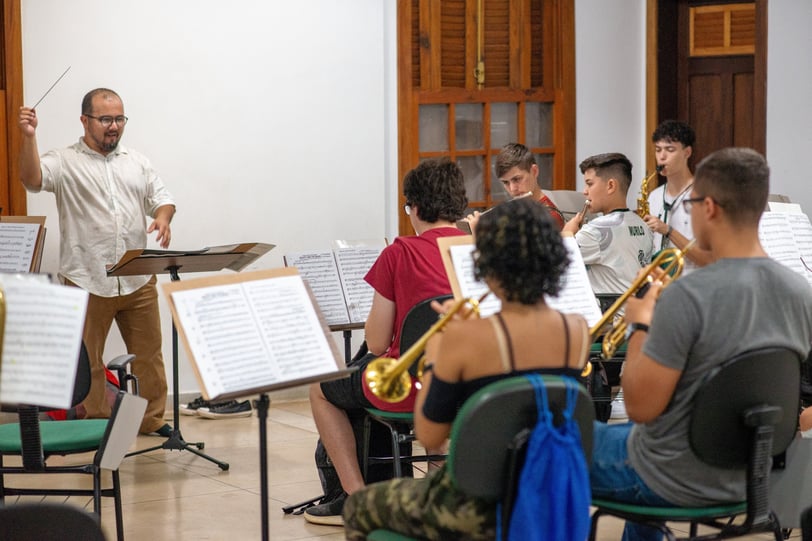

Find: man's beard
<box><xmin>101</xmin><ymin>139</ymin><xmax>119</xmax><ymax>152</ymax></box>
<box><xmin>100</xmin><ymin>133</ymin><xmax>120</xmax><ymax>152</ymax></box>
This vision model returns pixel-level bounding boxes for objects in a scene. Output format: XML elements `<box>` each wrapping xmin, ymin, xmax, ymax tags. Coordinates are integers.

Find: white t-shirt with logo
<box><xmin>575</xmin><ymin>210</ymin><xmax>654</xmax><ymax>295</ymax></box>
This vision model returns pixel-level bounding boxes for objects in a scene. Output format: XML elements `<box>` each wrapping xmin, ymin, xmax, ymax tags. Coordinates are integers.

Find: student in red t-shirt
<box><xmin>305</xmin><ymin>159</ymin><xmax>468</xmax><ymax>525</ymax></box>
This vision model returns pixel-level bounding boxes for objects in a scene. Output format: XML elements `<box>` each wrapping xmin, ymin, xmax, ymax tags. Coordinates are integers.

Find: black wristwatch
<box><xmin>625</xmin><ymin>322</ymin><xmax>650</xmax><ymax>341</ymax></box>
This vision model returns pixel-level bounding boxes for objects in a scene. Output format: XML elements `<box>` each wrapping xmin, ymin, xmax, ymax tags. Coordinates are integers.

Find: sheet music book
<box><xmin>283</xmin><ymin>239</ymin><xmax>386</xmax><ymax>326</ymax></box>
<box><xmin>0</xmin><ymin>274</ymin><xmax>88</xmax><ymax>409</ymax></box>
<box><xmin>438</xmin><ymin>235</ymin><xmax>603</xmax><ymax>327</ymax></box>
<box><xmin>163</xmin><ymin>267</ymin><xmax>352</xmax><ymax>401</ymax></box>
<box><xmin>0</xmin><ymin>216</ymin><xmax>47</xmax><ymax>273</ymax></box>
<box><xmin>759</xmin><ymin>210</ymin><xmax>812</xmax><ymax>288</ymax></box>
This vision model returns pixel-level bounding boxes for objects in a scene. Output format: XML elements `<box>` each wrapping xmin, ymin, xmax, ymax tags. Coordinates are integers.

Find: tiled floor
<box><xmin>0</xmin><ymin>397</ymin><xmax>802</xmax><ymax>540</ymax></box>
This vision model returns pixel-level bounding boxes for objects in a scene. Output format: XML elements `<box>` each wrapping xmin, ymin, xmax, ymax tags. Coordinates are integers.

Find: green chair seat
<box><xmin>367</xmin><ymin>530</ymin><xmax>419</xmax><ymax>541</ymax></box>
<box><xmin>0</xmin><ymin>419</ymin><xmax>108</xmax><ymax>453</ymax></box>
<box><xmin>364</xmin><ymin>408</ymin><xmax>415</xmax><ymax>422</ymax></box>
<box><xmin>591</xmin><ymin>498</ymin><xmax>746</xmax><ymax>521</ymax></box>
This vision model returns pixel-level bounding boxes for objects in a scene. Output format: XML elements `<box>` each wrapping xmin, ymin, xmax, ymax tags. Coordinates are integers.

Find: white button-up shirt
<box><xmin>36</xmin><ymin>137</ymin><xmax>175</xmax><ymax>297</ymax></box>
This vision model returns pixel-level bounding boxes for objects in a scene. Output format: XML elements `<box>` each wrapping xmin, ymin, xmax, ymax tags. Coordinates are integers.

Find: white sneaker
<box><xmin>610</xmin><ymin>396</ymin><xmax>628</xmax><ymax>420</ymax></box>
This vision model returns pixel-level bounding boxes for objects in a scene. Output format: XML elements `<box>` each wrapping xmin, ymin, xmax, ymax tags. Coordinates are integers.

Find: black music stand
<box><xmin>252</xmin><ymin>365</ymin><xmax>356</xmax><ymax>541</ymax></box>
<box><xmin>106</xmin><ymin>243</ymin><xmax>274</xmax><ymax>470</ymax></box>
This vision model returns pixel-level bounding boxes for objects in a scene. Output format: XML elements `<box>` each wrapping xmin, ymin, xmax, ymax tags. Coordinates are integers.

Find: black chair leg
<box><xmin>387</xmin><ymin>423</ymin><xmax>402</xmax><ymax>477</ymax></box>
<box><xmin>361</xmin><ymin>414</ymin><xmax>372</xmax><ymax>480</ymax></box>
<box><xmin>92</xmin><ymin>467</ymin><xmax>102</xmax><ymax>515</ymax></box>
<box><xmin>803</xmin><ymin>505</ymin><xmax>812</xmax><ymax>541</ymax></box>
<box><xmin>588</xmin><ymin>510</ymin><xmax>602</xmax><ymax>541</ymax></box>
<box><xmin>113</xmin><ymin>469</ymin><xmax>124</xmax><ymax>541</ymax></box>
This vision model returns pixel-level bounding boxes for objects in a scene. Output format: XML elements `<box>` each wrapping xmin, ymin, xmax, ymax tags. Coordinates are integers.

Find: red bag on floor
<box><xmin>46</xmin><ymin>367</ymin><xmax>120</xmax><ymax>421</ymax></box>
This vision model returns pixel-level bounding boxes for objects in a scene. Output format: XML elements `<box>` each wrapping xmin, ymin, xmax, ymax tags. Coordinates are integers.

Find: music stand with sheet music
<box><xmin>162</xmin><ymin>267</ymin><xmax>357</xmax><ymax>541</ymax></box>
<box><xmin>106</xmin><ymin>242</ymin><xmax>274</xmax><ymax>470</ymax></box>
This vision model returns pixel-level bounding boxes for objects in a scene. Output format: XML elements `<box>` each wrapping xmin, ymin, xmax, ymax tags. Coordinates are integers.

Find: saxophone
<box><xmin>636</xmin><ymin>165</ymin><xmax>664</xmax><ymax>218</ymax></box>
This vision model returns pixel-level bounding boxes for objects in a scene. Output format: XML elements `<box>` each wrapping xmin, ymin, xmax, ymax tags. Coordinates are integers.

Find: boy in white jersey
<box><xmin>563</xmin><ymin>153</ymin><xmax>653</xmax><ymax>298</ymax></box>
<box><xmin>643</xmin><ymin>120</ymin><xmax>713</xmax><ymax>270</ymax></box>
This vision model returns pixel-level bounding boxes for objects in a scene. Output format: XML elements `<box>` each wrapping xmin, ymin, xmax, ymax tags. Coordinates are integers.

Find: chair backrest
<box><xmin>447</xmin><ymin>375</ymin><xmax>594</xmax><ymax>501</ymax></box>
<box><xmin>0</xmin><ymin>503</ymin><xmax>106</xmax><ymax>541</ymax></box>
<box><xmin>71</xmin><ymin>342</ymin><xmax>92</xmax><ymax>407</ymax></box>
<box><xmin>97</xmin><ymin>391</ymin><xmax>148</xmax><ymax>470</ymax></box>
<box><xmin>400</xmin><ymin>294</ymin><xmax>453</xmax><ymax>375</ymax></box>
<box><xmin>690</xmin><ymin>347</ymin><xmax>800</xmax><ymax>467</ymax></box>
<box><xmin>690</xmin><ymin>347</ymin><xmax>801</xmax><ymax>527</ymax></box>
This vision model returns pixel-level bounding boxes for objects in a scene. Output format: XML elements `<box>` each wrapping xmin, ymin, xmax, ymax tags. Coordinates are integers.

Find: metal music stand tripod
<box><xmin>106</xmin><ymin>243</ymin><xmax>273</xmax><ymax>470</ymax></box>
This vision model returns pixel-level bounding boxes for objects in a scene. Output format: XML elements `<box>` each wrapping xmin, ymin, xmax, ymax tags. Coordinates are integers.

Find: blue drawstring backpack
<box><xmin>501</xmin><ymin>375</ymin><xmax>591</xmax><ymax>541</ymax></box>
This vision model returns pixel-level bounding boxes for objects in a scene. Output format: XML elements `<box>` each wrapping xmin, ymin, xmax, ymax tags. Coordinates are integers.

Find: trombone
<box><xmin>589</xmin><ymin>240</ymin><xmax>694</xmax><ymax>359</ymax></box>
<box><xmin>363</xmin><ymin>294</ymin><xmax>488</xmax><ymax>404</ymax></box>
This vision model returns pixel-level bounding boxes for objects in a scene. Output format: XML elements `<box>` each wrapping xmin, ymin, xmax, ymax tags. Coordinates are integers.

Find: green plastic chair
<box><xmin>588</xmin><ymin>347</ymin><xmax>801</xmax><ymax>541</ymax></box>
<box><xmin>367</xmin><ymin>375</ymin><xmax>594</xmax><ymax>540</ymax></box>
<box><xmin>0</xmin><ymin>343</ymin><xmax>146</xmax><ymax>541</ymax></box>
<box><xmin>362</xmin><ymin>294</ymin><xmax>453</xmax><ymax>478</ymax></box>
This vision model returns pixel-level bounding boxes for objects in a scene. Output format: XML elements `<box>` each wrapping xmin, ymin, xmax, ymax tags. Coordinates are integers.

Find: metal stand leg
<box><xmin>256</xmin><ymin>394</ymin><xmax>270</xmax><ymax>541</ymax></box>
<box><xmin>126</xmin><ymin>267</ymin><xmax>229</xmax><ymax>470</ymax></box>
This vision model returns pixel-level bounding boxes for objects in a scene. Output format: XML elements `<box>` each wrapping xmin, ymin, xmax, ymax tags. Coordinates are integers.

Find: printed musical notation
<box><xmin>440</xmin><ymin>236</ymin><xmax>602</xmax><ymax>327</ymax></box>
<box><xmin>0</xmin><ymin>218</ymin><xmax>46</xmax><ymax>273</ymax></box>
<box><xmin>284</xmin><ymin>240</ymin><xmax>386</xmax><ymax>326</ymax></box>
<box><xmin>0</xmin><ymin>275</ymin><xmax>88</xmax><ymax>409</ymax></box>
<box><xmin>759</xmin><ymin>209</ymin><xmax>812</xmax><ymax>288</ymax></box>
<box><xmin>164</xmin><ymin>269</ymin><xmax>345</xmax><ymax>400</ymax></box>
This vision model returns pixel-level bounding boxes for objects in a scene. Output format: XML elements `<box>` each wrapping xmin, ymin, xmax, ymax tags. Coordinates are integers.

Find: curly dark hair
<box><xmin>474</xmin><ymin>197</ymin><xmax>570</xmax><ymax>304</ymax></box>
<box><xmin>651</xmin><ymin>119</ymin><xmax>696</xmax><ymax>149</ymax></box>
<box><xmin>403</xmin><ymin>159</ymin><xmax>468</xmax><ymax>223</ymax></box>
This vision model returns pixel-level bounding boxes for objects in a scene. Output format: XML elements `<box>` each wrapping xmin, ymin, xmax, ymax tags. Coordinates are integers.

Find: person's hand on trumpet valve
<box><xmin>623</xmin><ymin>267</ymin><xmax>666</xmax><ymax>327</ymax></box>
<box><xmin>430</xmin><ymin>296</ymin><xmax>484</xmax><ymax>321</ymax></box>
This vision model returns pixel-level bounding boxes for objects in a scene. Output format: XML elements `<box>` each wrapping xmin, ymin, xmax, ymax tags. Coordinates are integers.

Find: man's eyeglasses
<box><xmin>681</xmin><ymin>196</ymin><xmax>706</xmax><ymax>212</ymax></box>
<box><xmin>85</xmin><ymin>114</ymin><xmax>128</xmax><ymax>128</ymax></box>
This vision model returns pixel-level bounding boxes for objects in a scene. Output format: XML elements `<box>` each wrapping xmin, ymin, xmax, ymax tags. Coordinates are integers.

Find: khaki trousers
<box><xmin>69</xmin><ymin>276</ymin><xmax>168</xmax><ymax>434</ymax></box>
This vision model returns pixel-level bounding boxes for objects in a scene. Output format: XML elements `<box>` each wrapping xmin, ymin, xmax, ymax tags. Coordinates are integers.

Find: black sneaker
<box><xmin>303</xmin><ymin>493</ymin><xmax>347</xmax><ymax>526</ymax></box>
<box><xmin>148</xmin><ymin>423</ymin><xmax>173</xmax><ymax>437</ymax></box>
<box><xmin>180</xmin><ymin>396</ymin><xmax>212</xmax><ymax>416</ymax></box>
<box><xmin>198</xmin><ymin>400</ymin><xmax>252</xmax><ymax>419</ymax></box>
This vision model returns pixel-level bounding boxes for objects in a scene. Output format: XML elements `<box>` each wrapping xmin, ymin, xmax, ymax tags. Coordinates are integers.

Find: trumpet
<box><xmin>363</xmin><ymin>294</ymin><xmax>488</xmax><ymax>403</ymax></box>
<box><xmin>636</xmin><ymin>165</ymin><xmax>665</xmax><ymax>218</ymax></box>
<box><xmin>589</xmin><ymin>240</ymin><xmax>694</xmax><ymax>359</ymax></box>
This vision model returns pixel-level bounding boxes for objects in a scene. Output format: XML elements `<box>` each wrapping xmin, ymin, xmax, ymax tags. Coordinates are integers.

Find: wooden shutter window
<box><xmin>690</xmin><ymin>3</ymin><xmax>755</xmax><ymax>57</ymax></box>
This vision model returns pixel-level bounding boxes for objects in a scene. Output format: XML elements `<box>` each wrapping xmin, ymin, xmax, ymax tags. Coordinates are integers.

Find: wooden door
<box><xmin>1</xmin><ymin>0</ymin><xmax>25</xmax><ymax>216</ymax></box>
<box><xmin>654</xmin><ymin>0</ymin><xmax>766</xmax><ymax>168</ymax></box>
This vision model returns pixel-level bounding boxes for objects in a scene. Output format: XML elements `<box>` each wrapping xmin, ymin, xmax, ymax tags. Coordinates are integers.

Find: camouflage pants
<box><xmin>343</xmin><ymin>465</ymin><xmax>496</xmax><ymax>540</ymax></box>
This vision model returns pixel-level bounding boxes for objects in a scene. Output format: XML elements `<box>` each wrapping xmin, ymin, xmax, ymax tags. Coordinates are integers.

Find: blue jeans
<box><xmin>590</xmin><ymin>422</ymin><xmax>674</xmax><ymax>541</ymax></box>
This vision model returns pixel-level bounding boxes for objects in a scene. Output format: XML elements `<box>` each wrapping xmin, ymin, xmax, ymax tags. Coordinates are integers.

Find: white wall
<box><xmin>575</xmin><ymin>1</ymin><xmax>646</xmax><ymax>195</ymax></box>
<box><xmin>21</xmin><ymin>0</ymin><xmax>388</xmax><ymax>397</ymax></box>
<box><xmin>766</xmin><ymin>1</ymin><xmax>812</xmax><ymax>212</ymax></box>
<box><xmin>19</xmin><ymin>0</ymin><xmax>811</xmax><ymax>399</ymax></box>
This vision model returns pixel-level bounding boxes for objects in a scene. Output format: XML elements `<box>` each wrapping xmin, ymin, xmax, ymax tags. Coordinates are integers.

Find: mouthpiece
<box><xmin>655</xmin><ymin>164</ymin><xmax>665</xmax><ymax>173</ymax></box>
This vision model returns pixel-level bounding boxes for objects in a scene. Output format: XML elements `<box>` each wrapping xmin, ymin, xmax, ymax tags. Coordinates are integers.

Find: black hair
<box><xmin>474</xmin><ymin>197</ymin><xmax>569</xmax><ymax>304</ymax></box>
<box><xmin>578</xmin><ymin>153</ymin><xmax>633</xmax><ymax>193</ymax></box>
<box><xmin>652</xmin><ymin>119</ymin><xmax>696</xmax><ymax>149</ymax></box>
<box><xmin>403</xmin><ymin>159</ymin><xmax>468</xmax><ymax>223</ymax></box>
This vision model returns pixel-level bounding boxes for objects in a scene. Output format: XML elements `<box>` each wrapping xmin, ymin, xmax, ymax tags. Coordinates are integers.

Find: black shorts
<box><xmin>320</xmin><ymin>352</ymin><xmax>376</xmax><ymax>410</ymax></box>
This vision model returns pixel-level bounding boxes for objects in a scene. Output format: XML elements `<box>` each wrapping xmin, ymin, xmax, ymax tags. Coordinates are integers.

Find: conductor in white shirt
<box><xmin>17</xmin><ymin>88</ymin><xmax>176</xmax><ymax>436</ymax></box>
